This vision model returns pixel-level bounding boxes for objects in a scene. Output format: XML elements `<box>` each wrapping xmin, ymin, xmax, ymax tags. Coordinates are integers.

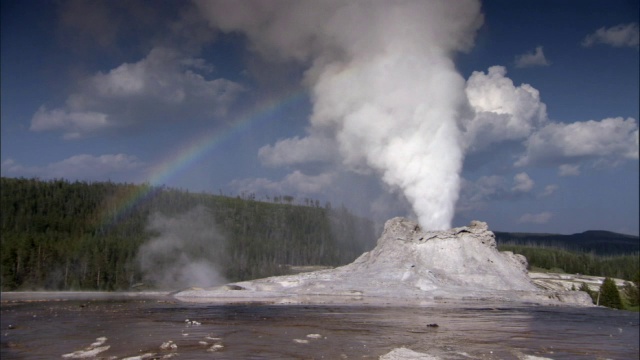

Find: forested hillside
<box><xmin>495</xmin><ymin>229</ymin><xmax>639</xmax><ymax>281</ymax></box>
<box><xmin>494</xmin><ymin>230</ymin><xmax>639</xmax><ymax>255</ymax></box>
<box><xmin>1</xmin><ymin>177</ymin><xmax>376</xmax><ymax>291</ymax></box>
<box><xmin>2</xmin><ymin>177</ymin><xmax>638</xmax><ymax>291</ymax></box>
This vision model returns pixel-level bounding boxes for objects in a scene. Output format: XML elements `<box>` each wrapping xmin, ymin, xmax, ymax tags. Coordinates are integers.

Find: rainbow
<box><xmin>98</xmin><ymin>90</ymin><xmax>308</xmax><ymax>229</ymax></box>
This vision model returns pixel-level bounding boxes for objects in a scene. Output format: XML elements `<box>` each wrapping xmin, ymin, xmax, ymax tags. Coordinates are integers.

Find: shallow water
<box><xmin>1</xmin><ymin>293</ymin><xmax>638</xmax><ymax>359</ymax></box>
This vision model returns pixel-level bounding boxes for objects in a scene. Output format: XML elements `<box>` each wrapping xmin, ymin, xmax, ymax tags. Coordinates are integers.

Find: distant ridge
<box><xmin>494</xmin><ymin>230</ymin><xmax>639</xmax><ymax>255</ymax></box>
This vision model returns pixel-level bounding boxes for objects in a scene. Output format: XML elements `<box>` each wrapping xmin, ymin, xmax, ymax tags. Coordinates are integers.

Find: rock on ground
<box><xmin>174</xmin><ymin>217</ymin><xmax>592</xmax><ymax>306</ymax></box>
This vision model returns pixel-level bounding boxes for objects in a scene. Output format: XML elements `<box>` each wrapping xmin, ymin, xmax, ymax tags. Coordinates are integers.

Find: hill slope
<box><xmin>0</xmin><ymin>177</ymin><xmax>376</xmax><ymax>291</ymax></box>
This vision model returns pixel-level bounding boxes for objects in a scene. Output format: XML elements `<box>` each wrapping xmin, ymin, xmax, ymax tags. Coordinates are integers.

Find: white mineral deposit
<box><xmin>174</xmin><ymin>218</ymin><xmax>593</xmax><ymax>306</ymax></box>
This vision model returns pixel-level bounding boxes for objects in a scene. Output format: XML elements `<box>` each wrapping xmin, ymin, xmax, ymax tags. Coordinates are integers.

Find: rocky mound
<box><xmin>174</xmin><ymin>217</ymin><xmax>592</xmax><ymax>306</ymax></box>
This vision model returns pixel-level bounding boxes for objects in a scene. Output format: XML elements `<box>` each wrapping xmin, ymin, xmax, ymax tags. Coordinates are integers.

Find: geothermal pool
<box><xmin>1</xmin><ymin>293</ymin><xmax>638</xmax><ymax>359</ymax></box>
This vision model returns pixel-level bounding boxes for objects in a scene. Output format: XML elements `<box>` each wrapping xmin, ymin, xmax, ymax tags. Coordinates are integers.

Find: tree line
<box><xmin>1</xmin><ymin>177</ymin><xmax>376</xmax><ymax>291</ymax></box>
<box><xmin>497</xmin><ymin>243</ymin><xmax>639</xmax><ymax>282</ymax></box>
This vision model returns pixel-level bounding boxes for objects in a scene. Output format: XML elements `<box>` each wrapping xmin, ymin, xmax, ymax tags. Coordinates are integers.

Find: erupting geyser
<box><xmin>196</xmin><ymin>0</ymin><xmax>485</xmax><ymax>230</ymax></box>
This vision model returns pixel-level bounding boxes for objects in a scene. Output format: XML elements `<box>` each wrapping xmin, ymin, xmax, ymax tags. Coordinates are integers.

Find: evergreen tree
<box><xmin>598</xmin><ymin>277</ymin><xmax>623</xmax><ymax>309</ymax></box>
<box><xmin>622</xmin><ymin>281</ymin><xmax>639</xmax><ymax>307</ymax></box>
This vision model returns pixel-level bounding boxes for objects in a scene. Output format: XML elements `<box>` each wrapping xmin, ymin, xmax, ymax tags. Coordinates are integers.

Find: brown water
<box><xmin>1</xmin><ymin>293</ymin><xmax>638</xmax><ymax>359</ymax></box>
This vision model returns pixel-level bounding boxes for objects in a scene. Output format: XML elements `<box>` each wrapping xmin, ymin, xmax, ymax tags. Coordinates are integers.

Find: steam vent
<box><xmin>174</xmin><ymin>217</ymin><xmax>592</xmax><ymax>306</ymax></box>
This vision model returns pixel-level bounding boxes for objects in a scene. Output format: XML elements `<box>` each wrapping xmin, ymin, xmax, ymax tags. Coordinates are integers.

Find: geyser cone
<box><xmin>174</xmin><ymin>217</ymin><xmax>593</xmax><ymax>306</ymax></box>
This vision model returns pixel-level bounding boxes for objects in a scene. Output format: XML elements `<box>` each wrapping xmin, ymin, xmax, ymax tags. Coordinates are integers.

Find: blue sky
<box><xmin>2</xmin><ymin>0</ymin><xmax>638</xmax><ymax>235</ymax></box>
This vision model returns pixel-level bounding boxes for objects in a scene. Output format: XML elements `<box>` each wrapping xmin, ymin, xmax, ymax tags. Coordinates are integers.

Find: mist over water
<box><xmin>197</xmin><ymin>0</ymin><xmax>484</xmax><ymax>230</ymax></box>
<box><xmin>137</xmin><ymin>206</ymin><xmax>226</xmax><ymax>289</ymax></box>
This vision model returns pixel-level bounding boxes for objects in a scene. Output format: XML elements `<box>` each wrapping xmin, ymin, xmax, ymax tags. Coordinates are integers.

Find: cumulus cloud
<box><xmin>517</xmin><ymin>211</ymin><xmax>553</xmax><ymax>224</ymax></box>
<box><xmin>515</xmin><ymin>117</ymin><xmax>639</xmax><ymax>167</ymax></box>
<box><xmin>514</xmin><ymin>46</ymin><xmax>551</xmax><ymax>68</ymax></box>
<box><xmin>1</xmin><ymin>154</ymin><xmax>143</xmax><ymax>181</ymax></box>
<box><xmin>462</xmin><ymin>66</ymin><xmax>548</xmax><ymax>151</ymax></box>
<box><xmin>463</xmin><ymin>67</ymin><xmax>638</xmax><ymax>172</ymax></box>
<box><xmin>582</xmin><ymin>23</ymin><xmax>640</xmax><ymax>48</ymax></box>
<box><xmin>30</xmin><ymin>47</ymin><xmax>244</xmax><ymax>139</ymax></box>
<box><xmin>258</xmin><ymin>135</ymin><xmax>339</xmax><ymax>167</ymax></box>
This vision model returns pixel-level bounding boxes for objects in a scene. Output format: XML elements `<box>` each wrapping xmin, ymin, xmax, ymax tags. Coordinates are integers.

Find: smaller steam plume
<box><xmin>137</xmin><ymin>206</ymin><xmax>226</xmax><ymax>289</ymax></box>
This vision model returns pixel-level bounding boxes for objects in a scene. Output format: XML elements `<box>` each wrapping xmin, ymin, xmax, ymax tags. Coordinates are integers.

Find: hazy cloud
<box><xmin>512</xmin><ymin>172</ymin><xmax>534</xmax><ymax>193</ymax></box>
<box><xmin>582</xmin><ymin>23</ymin><xmax>640</xmax><ymax>48</ymax></box>
<box><xmin>31</xmin><ymin>108</ymin><xmax>110</xmax><ymax>140</ymax></box>
<box><xmin>58</xmin><ymin>0</ymin><xmax>120</xmax><ymax>50</ymax></box>
<box><xmin>463</xmin><ymin>66</ymin><xmax>548</xmax><ymax>151</ymax></box>
<box><xmin>539</xmin><ymin>184</ymin><xmax>558</xmax><ymax>198</ymax></box>
<box><xmin>1</xmin><ymin>154</ymin><xmax>143</xmax><ymax>181</ymax></box>
<box><xmin>232</xmin><ymin>170</ymin><xmax>335</xmax><ymax>197</ymax></box>
<box><xmin>30</xmin><ymin>47</ymin><xmax>244</xmax><ymax>139</ymax></box>
<box><xmin>258</xmin><ymin>135</ymin><xmax>339</xmax><ymax>167</ymax></box>
<box><xmin>558</xmin><ymin>164</ymin><xmax>581</xmax><ymax>177</ymax></box>
<box><xmin>518</xmin><ymin>211</ymin><xmax>553</xmax><ymax>224</ymax></box>
<box><xmin>516</xmin><ymin>117</ymin><xmax>639</xmax><ymax>167</ymax></box>
<box><xmin>57</xmin><ymin>0</ymin><xmax>214</xmax><ymax>56</ymax></box>
<box><xmin>457</xmin><ymin>176</ymin><xmax>504</xmax><ymax>212</ymax></box>
<box><xmin>458</xmin><ymin>173</ymin><xmax>536</xmax><ymax>211</ymax></box>
<box><xmin>514</xmin><ymin>46</ymin><xmax>551</xmax><ymax>68</ymax></box>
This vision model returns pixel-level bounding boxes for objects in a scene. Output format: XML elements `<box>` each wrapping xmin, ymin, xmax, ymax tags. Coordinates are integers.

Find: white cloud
<box><xmin>582</xmin><ymin>23</ymin><xmax>640</xmax><ymax>48</ymax></box>
<box><xmin>1</xmin><ymin>154</ymin><xmax>144</xmax><ymax>181</ymax></box>
<box><xmin>462</xmin><ymin>66</ymin><xmax>548</xmax><ymax>151</ymax></box>
<box><xmin>464</xmin><ymin>69</ymin><xmax>638</xmax><ymax>172</ymax></box>
<box><xmin>516</xmin><ymin>117</ymin><xmax>639</xmax><ymax>167</ymax></box>
<box><xmin>539</xmin><ymin>184</ymin><xmax>558</xmax><ymax>197</ymax></box>
<box><xmin>518</xmin><ymin>211</ymin><xmax>552</xmax><ymax>224</ymax></box>
<box><xmin>558</xmin><ymin>164</ymin><xmax>581</xmax><ymax>177</ymax></box>
<box><xmin>30</xmin><ymin>47</ymin><xmax>244</xmax><ymax>139</ymax></box>
<box><xmin>514</xmin><ymin>46</ymin><xmax>551</xmax><ymax>68</ymax></box>
<box><xmin>512</xmin><ymin>172</ymin><xmax>534</xmax><ymax>193</ymax></box>
<box><xmin>258</xmin><ymin>135</ymin><xmax>339</xmax><ymax>167</ymax></box>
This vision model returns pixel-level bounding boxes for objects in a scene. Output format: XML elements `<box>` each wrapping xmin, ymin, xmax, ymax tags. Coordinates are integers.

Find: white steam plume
<box><xmin>197</xmin><ymin>0</ymin><xmax>483</xmax><ymax>230</ymax></box>
<box><xmin>137</xmin><ymin>206</ymin><xmax>226</xmax><ymax>289</ymax></box>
